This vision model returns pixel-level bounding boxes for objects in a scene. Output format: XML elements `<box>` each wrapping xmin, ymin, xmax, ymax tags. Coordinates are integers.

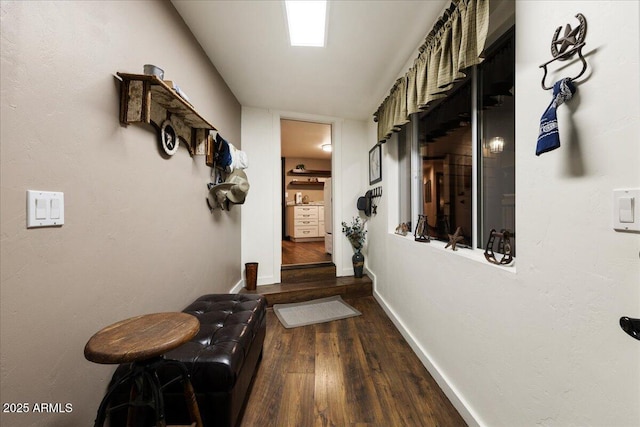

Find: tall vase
<box><xmin>352</xmin><ymin>248</ymin><xmax>364</xmax><ymax>278</ymax></box>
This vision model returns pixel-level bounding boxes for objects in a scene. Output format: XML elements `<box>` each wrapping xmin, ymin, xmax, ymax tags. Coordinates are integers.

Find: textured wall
<box><xmin>0</xmin><ymin>1</ymin><xmax>241</xmax><ymax>425</ymax></box>
<box><xmin>367</xmin><ymin>1</ymin><xmax>640</xmax><ymax>426</ymax></box>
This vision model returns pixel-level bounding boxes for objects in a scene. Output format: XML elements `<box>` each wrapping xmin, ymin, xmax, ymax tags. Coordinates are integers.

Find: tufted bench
<box><xmin>108</xmin><ymin>293</ymin><xmax>267</xmax><ymax>427</ymax></box>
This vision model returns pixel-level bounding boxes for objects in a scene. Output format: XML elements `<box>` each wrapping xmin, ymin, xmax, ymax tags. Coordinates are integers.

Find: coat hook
<box><xmin>539</xmin><ymin>13</ymin><xmax>588</xmax><ymax>90</ymax></box>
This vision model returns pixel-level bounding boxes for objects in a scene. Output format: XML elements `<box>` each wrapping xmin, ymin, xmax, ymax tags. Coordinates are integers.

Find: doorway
<box><xmin>281</xmin><ymin>119</ymin><xmax>333</xmax><ymax>267</ymax></box>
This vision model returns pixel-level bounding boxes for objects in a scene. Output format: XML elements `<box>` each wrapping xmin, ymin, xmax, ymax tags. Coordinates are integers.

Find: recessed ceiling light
<box><xmin>321</xmin><ymin>143</ymin><xmax>332</xmax><ymax>152</ymax></box>
<box><xmin>285</xmin><ymin>0</ymin><xmax>327</xmax><ymax>47</ymax></box>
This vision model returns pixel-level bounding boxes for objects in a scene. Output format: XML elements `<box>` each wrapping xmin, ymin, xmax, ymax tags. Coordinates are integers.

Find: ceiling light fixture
<box><xmin>285</xmin><ymin>0</ymin><xmax>327</xmax><ymax>47</ymax></box>
<box><xmin>321</xmin><ymin>143</ymin><xmax>332</xmax><ymax>152</ymax></box>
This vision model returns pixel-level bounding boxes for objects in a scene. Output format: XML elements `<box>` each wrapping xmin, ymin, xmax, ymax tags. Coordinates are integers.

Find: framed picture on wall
<box><xmin>369</xmin><ymin>144</ymin><xmax>382</xmax><ymax>185</ymax></box>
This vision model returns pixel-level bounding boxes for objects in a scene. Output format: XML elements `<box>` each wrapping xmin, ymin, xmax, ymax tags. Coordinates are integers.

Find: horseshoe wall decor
<box><xmin>539</xmin><ymin>13</ymin><xmax>589</xmax><ymax>90</ymax></box>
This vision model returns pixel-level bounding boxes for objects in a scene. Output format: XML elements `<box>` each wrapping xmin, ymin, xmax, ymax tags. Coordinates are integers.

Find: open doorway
<box><xmin>281</xmin><ymin>119</ymin><xmax>333</xmax><ymax>266</ymax></box>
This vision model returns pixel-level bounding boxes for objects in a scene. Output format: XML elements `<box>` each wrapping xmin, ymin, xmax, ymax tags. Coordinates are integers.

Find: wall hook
<box><xmin>620</xmin><ymin>317</ymin><xmax>640</xmax><ymax>341</ymax></box>
<box><xmin>539</xmin><ymin>13</ymin><xmax>588</xmax><ymax>90</ymax></box>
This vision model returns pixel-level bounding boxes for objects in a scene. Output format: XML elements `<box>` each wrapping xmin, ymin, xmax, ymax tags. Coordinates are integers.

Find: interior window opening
<box><xmin>411</xmin><ymin>27</ymin><xmax>515</xmax><ymax>256</ymax></box>
<box><xmin>478</xmin><ymin>28</ymin><xmax>516</xmax><ymax>256</ymax></box>
<box><xmin>418</xmin><ymin>80</ymin><xmax>473</xmax><ymax>246</ymax></box>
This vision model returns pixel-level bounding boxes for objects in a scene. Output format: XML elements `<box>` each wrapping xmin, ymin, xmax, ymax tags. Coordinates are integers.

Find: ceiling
<box><xmin>280</xmin><ymin>119</ymin><xmax>332</xmax><ymax>160</ymax></box>
<box><xmin>171</xmin><ymin>0</ymin><xmax>450</xmax><ymax>122</ymax></box>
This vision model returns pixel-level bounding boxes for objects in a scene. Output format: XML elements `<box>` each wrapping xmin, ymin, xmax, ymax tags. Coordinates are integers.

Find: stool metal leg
<box><xmin>123</xmin><ymin>367</ymin><xmax>166</xmax><ymax>427</ymax></box>
<box><xmin>162</xmin><ymin>360</ymin><xmax>203</xmax><ymax>427</ymax></box>
<box><xmin>149</xmin><ymin>369</ymin><xmax>167</xmax><ymax>427</ymax></box>
<box><xmin>93</xmin><ymin>358</ymin><xmax>201</xmax><ymax>427</ymax></box>
<box><xmin>94</xmin><ymin>366</ymin><xmax>137</xmax><ymax>427</ymax></box>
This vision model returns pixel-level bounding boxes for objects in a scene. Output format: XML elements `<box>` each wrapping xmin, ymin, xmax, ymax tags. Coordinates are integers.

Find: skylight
<box><xmin>285</xmin><ymin>0</ymin><xmax>327</xmax><ymax>47</ymax></box>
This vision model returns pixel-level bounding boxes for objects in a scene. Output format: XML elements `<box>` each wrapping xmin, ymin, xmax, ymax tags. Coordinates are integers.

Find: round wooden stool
<box><xmin>85</xmin><ymin>312</ymin><xmax>203</xmax><ymax>427</ymax></box>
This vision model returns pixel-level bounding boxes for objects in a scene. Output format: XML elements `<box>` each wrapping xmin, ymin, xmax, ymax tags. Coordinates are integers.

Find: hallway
<box><xmin>240</xmin><ymin>296</ymin><xmax>466</xmax><ymax>426</ymax></box>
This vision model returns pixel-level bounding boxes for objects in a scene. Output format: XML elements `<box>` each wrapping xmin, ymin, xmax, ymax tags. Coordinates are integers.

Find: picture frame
<box><xmin>369</xmin><ymin>144</ymin><xmax>382</xmax><ymax>185</ymax></box>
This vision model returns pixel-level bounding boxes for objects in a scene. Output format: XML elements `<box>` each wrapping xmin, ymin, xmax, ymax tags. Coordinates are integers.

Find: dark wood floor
<box><xmin>282</xmin><ymin>239</ymin><xmax>332</xmax><ymax>265</ymax></box>
<box><xmin>240</xmin><ymin>296</ymin><xmax>466</xmax><ymax>427</ymax></box>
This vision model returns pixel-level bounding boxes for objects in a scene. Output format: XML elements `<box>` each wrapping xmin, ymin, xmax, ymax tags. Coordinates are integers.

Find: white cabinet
<box><xmin>287</xmin><ymin>205</ymin><xmax>323</xmax><ymax>242</ymax></box>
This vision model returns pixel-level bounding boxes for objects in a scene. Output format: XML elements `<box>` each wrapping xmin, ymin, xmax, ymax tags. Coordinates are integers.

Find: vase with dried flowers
<box><xmin>342</xmin><ymin>217</ymin><xmax>367</xmax><ymax>278</ymax></box>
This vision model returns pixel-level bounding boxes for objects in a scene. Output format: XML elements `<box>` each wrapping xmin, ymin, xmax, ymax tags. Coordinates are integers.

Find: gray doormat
<box><xmin>273</xmin><ymin>296</ymin><xmax>362</xmax><ymax>328</ymax></box>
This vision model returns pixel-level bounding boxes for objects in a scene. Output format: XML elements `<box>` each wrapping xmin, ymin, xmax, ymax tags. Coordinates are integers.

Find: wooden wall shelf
<box><xmin>288</xmin><ymin>169</ymin><xmax>331</xmax><ymax>177</ymax></box>
<box><xmin>288</xmin><ymin>181</ymin><xmax>325</xmax><ymax>187</ymax></box>
<box><xmin>117</xmin><ymin>72</ymin><xmax>216</xmax><ymax>156</ymax></box>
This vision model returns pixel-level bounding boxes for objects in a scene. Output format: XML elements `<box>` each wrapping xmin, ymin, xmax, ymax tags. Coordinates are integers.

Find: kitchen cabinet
<box><xmin>286</xmin><ymin>205</ymin><xmax>324</xmax><ymax>242</ymax></box>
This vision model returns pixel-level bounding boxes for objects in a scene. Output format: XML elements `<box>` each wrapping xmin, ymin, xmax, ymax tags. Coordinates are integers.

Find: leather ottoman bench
<box><xmin>108</xmin><ymin>293</ymin><xmax>267</xmax><ymax>427</ymax></box>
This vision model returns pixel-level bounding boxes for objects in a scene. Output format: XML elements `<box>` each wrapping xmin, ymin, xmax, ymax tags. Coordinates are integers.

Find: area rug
<box><xmin>273</xmin><ymin>296</ymin><xmax>361</xmax><ymax>329</ymax></box>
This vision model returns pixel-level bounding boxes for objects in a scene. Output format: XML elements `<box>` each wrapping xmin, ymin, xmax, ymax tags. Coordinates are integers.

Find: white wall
<box><xmin>241</xmin><ymin>107</ymin><xmax>369</xmax><ymax>285</ymax></box>
<box><xmin>0</xmin><ymin>1</ymin><xmax>241</xmax><ymax>425</ymax></box>
<box><xmin>240</xmin><ymin>107</ymin><xmax>279</xmax><ymax>285</ymax></box>
<box><xmin>337</xmin><ymin>119</ymin><xmax>371</xmax><ymax>275</ymax></box>
<box><xmin>367</xmin><ymin>1</ymin><xmax>640</xmax><ymax>426</ymax></box>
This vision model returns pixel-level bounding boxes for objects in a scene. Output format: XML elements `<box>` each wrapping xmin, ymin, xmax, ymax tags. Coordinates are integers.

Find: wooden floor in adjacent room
<box><xmin>240</xmin><ymin>296</ymin><xmax>466</xmax><ymax>427</ymax></box>
<box><xmin>282</xmin><ymin>239</ymin><xmax>332</xmax><ymax>265</ymax></box>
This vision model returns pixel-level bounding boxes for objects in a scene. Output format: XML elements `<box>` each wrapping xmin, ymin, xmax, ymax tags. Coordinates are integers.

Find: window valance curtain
<box><xmin>373</xmin><ymin>0</ymin><xmax>489</xmax><ymax>143</ymax></box>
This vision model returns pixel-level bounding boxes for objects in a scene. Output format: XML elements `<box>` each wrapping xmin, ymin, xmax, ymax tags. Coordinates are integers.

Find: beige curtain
<box><xmin>375</xmin><ymin>0</ymin><xmax>489</xmax><ymax>143</ymax></box>
<box><xmin>374</xmin><ymin>76</ymin><xmax>408</xmax><ymax>142</ymax></box>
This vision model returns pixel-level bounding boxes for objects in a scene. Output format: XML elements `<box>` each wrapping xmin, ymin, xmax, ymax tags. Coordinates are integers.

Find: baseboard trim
<box><xmin>372</xmin><ymin>288</ymin><xmax>484</xmax><ymax>427</ymax></box>
<box><xmin>338</xmin><ymin>267</ymin><xmax>356</xmax><ymax>277</ymax></box>
<box><xmin>229</xmin><ymin>279</ymin><xmax>244</xmax><ymax>294</ymax></box>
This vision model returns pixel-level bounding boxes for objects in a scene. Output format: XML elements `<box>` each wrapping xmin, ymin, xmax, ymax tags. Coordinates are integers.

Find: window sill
<box><xmin>391</xmin><ymin>232</ymin><xmax>517</xmax><ymax>273</ymax></box>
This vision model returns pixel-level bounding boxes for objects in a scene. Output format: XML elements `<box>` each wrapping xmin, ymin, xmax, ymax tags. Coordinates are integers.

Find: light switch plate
<box><xmin>27</xmin><ymin>190</ymin><xmax>64</xmax><ymax>228</ymax></box>
<box><xmin>613</xmin><ymin>188</ymin><xmax>640</xmax><ymax>232</ymax></box>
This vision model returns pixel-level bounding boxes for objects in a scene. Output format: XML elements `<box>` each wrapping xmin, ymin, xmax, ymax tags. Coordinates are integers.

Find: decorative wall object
<box><xmin>207</xmin><ymin>169</ymin><xmax>250</xmax><ymax>212</ymax></box>
<box><xmin>116</xmin><ymin>72</ymin><xmax>216</xmax><ymax>158</ymax></box>
<box><xmin>357</xmin><ymin>191</ymin><xmax>371</xmax><ymax>217</ymax></box>
<box><xmin>357</xmin><ymin>187</ymin><xmax>382</xmax><ymax>217</ymax></box>
<box><xmin>395</xmin><ymin>223</ymin><xmax>410</xmax><ymax>236</ymax></box>
<box><xmin>484</xmin><ymin>229</ymin><xmax>513</xmax><ymax>265</ymax></box>
<box><xmin>414</xmin><ymin>215</ymin><xmax>430</xmax><ymax>242</ymax></box>
<box><xmin>619</xmin><ymin>316</ymin><xmax>640</xmax><ymax>341</ymax></box>
<box><xmin>160</xmin><ymin>120</ymin><xmax>178</xmax><ymax>156</ymax></box>
<box><xmin>539</xmin><ymin>13</ymin><xmax>588</xmax><ymax>90</ymax></box>
<box><xmin>536</xmin><ymin>13</ymin><xmax>587</xmax><ymax>156</ymax></box>
<box><xmin>369</xmin><ymin>144</ymin><xmax>382</xmax><ymax>185</ymax></box>
<box><xmin>445</xmin><ymin>227</ymin><xmax>464</xmax><ymax>251</ymax></box>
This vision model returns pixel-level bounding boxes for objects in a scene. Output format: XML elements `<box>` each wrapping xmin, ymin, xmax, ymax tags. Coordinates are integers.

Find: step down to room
<box><xmin>280</xmin><ymin>262</ymin><xmax>336</xmax><ymax>284</ymax></box>
<box><xmin>240</xmin><ymin>274</ymin><xmax>372</xmax><ymax>307</ymax></box>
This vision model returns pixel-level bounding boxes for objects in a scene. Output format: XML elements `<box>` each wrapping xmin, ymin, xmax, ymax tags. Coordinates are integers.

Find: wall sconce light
<box><xmin>321</xmin><ymin>143</ymin><xmax>332</xmax><ymax>152</ymax></box>
<box><xmin>488</xmin><ymin>137</ymin><xmax>505</xmax><ymax>153</ymax></box>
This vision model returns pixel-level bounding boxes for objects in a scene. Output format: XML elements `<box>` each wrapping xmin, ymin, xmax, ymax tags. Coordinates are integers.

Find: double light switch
<box><xmin>27</xmin><ymin>190</ymin><xmax>64</xmax><ymax>228</ymax></box>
